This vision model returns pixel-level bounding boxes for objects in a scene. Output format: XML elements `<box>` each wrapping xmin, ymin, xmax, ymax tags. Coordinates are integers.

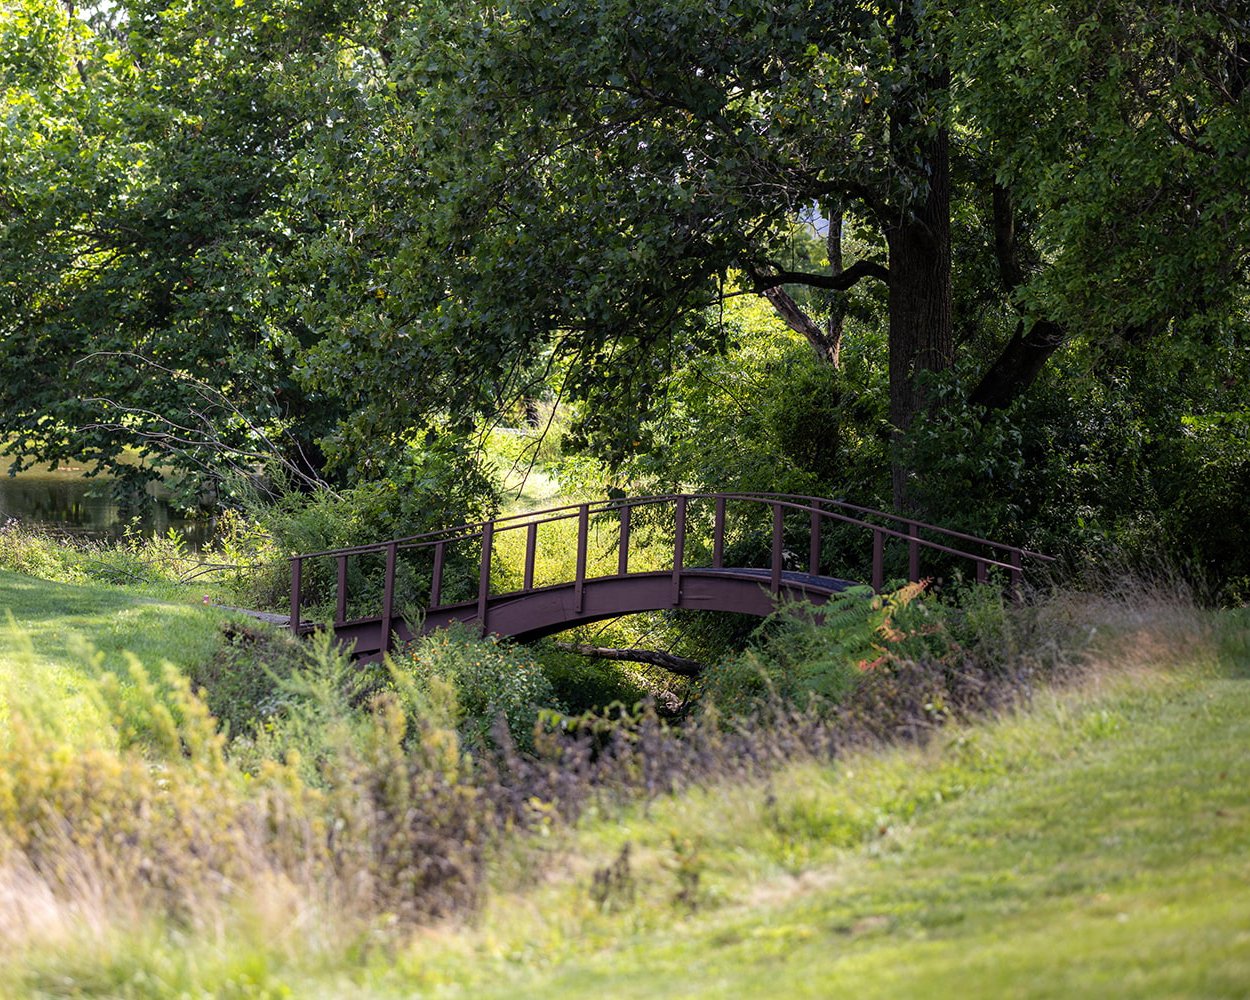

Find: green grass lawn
<box><xmin>381</xmin><ymin>659</ymin><xmax>1250</xmax><ymax>999</ymax></box>
<box><xmin>0</xmin><ymin>568</ymin><xmax>232</xmax><ymax>733</ymax></box>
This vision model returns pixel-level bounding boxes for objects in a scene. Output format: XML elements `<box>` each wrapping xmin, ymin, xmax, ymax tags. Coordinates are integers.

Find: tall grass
<box><xmin>0</xmin><ymin>512</ymin><xmax>271</xmax><ymax>601</ymax></box>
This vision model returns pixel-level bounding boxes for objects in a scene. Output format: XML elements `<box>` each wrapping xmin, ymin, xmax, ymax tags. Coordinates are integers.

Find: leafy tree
<box><xmin>293</xmin><ymin>0</ymin><xmax>1248</xmax><ymax>512</ymax></box>
<box><xmin>0</xmin><ymin>0</ymin><xmax>371</xmax><ymax>494</ymax></box>
<box><xmin>2</xmin><ymin>0</ymin><xmax>1246</xmax><ymax>560</ymax></box>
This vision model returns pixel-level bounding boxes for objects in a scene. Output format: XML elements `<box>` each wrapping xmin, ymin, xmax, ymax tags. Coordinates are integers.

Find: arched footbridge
<box><xmin>285</xmin><ymin>493</ymin><xmax>1052</xmax><ymax>661</ymax></box>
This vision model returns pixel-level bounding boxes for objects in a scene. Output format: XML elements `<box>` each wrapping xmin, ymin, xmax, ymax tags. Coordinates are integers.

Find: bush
<box><xmin>183</xmin><ymin>619</ymin><xmax>311</xmax><ymax>740</ymax></box>
<box><xmin>696</xmin><ymin>583</ymin><xmax>962</xmax><ymax>717</ymax></box>
<box><xmin>238</xmin><ymin>445</ymin><xmax>500</xmax><ymax>616</ymax></box>
<box><xmin>394</xmin><ymin>625</ymin><xmax>560</xmax><ymax>753</ymax></box>
<box><xmin>533</xmin><ymin>643</ymin><xmax>654</xmax><ymax>716</ymax></box>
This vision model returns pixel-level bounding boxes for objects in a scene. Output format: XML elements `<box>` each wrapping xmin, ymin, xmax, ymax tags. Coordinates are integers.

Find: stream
<box><xmin>0</xmin><ymin>462</ymin><xmax>216</xmax><ymax>548</ymax></box>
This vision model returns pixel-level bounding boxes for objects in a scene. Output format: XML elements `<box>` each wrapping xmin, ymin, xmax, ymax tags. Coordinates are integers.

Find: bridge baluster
<box><xmin>908</xmin><ymin>523</ymin><xmax>920</xmax><ymax>582</ymax></box>
<box><xmin>478</xmin><ymin>523</ymin><xmax>494</xmax><ymax>634</ymax></box>
<box><xmin>289</xmin><ymin>556</ymin><xmax>302</xmax><ymax>635</ymax></box>
<box><xmin>523</xmin><ymin>522</ymin><xmax>537</xmax><ymax>590</ymax></box>
<box><xmin>672</xmin><ymin>496</ymin><xmax>687</xmax><ymax>605</ymax></box>
<box><xmin>381</xmin><ymin>542</ymin><xmax>397</xmax><ymax>652</ymax></box>
<box><xmin>771</xmin><ymin>503</ymin><xmax>783</xmax><ymax>595</ymax></box>
<box><xmin>335</xmin><ymin>555</ymin><xmax>348</xmax><ymax>625</ymax></box>
<box><xmin>575</xmin><ymin>504</ymin><xmax>588</xmax><ymax>613</ymax></box>
<box><xmin>1010</xmin><ymin>549</ymin><xmax>1023</xmax><ymax>604</ymax></box>
<box><xmin>712</xmin><ymin>496</ymin><xmax>726</xmax><ymax>568</ymax></box>
<box><xmin>431</xmin><ymin>541</ymin><xmax>445</xmax><ymax>607</ymax></box>
<box><xmin>808</xmin><ymin>504</ymin><xmax>822</xmax><ymax>576</ymax></box>
<box><xmin>871</xmin><ymin>529</ymin><xmax>884</xmax><ymax>591</ymax></box>
<box><xmin>617</xmin><ymin>504</ymin><xmax>631</xmax><ymax>576</ymax></box>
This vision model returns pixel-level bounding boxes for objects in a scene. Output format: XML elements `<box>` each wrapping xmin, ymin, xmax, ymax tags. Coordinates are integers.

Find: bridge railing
<box><xmin>288</xmin><ymin>493</ymin><xmax>1055</xmax><ymax>641</ymax></box>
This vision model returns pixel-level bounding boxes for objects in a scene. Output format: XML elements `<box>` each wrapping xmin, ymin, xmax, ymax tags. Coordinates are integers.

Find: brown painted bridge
<box><xmin>287</xmin><ymin>493</ymin><xmax>1052</xmax><ymax>661</ymax></box>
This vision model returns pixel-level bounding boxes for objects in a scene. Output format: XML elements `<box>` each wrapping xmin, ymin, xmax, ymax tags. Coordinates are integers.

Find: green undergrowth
<box><xmin>0</xmin><ymin>592</ymin><xmax>1243</xmax><ymax>997</ymax></box>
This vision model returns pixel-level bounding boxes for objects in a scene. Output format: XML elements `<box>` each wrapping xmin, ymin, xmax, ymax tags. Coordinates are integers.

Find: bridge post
<box><xmin>575</xmin><ymin>504</ymin><xmax>588</xmax><ymax>613</ymax></box>
<box><xmin>617</xmin><ymin>504</ymin><xmax>631</xmax><ymax>576</ymax></box>
<box><xmin>381</xmin><ymin>542</ymin><xmax>397</xmax><ymax>653</ymax></box>
<box><xmin>1010</xmin><ymin>548</ymin><xmax>1023</xmax><ymax>604</ymax></box>
<box><xmin>431</xmin><ymin>541</ymin><xmax>445</xmax><ymax>607</ymax></box>
<box><xmin>478</xmin><ymin>523</ymin><xmax>494</xmax><ymax>633</ymax></box>
<box><xmin>523</xmin><ymin>522</ymin><xmax>538</xmax><ymax>590</ymax></box>
<box><xmin>672</xmin><ymin>496</ymin><xmax>687</xmax><ymax>605</ymax></box>
<box><xmin>289</xmin><ymin>556</ymin><xmax>302</xmax><ymax>635</ymax></box>
<box><xmin>771</xmin><ymin>503</ymin><xmax>783</xmax><ymax>595</ymax></box>
<box><xmin>712</xmin><ymin>496</ymin><xmax>726</xmax><ymax>569</ymax></box>
<box><xmin>808</xmin><ymin>503</ymin><xmax>822</xmax><ymax>575</ymax></box>
<box><xmin>335</xmin><ymin>555</ymin><xmax>348</xmax><ymax>625</ymax></box>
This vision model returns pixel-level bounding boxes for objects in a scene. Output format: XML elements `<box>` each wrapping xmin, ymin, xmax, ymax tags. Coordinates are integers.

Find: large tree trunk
<box><xmin>885</xmin><ymin>125</ymin><xmax>954</xmax><ymax>510</ymax></box>
<box><xmin>884</xmin><ymin>4</ymin><xmax>955</xmax><ymax>512</ymax></box>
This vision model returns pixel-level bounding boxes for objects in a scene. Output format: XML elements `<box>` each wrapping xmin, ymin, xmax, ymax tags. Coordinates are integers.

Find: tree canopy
<box><xmin>1</xmin><ymin>0</ymin><xmax>1247</xmax><ymax>585</ymax></box>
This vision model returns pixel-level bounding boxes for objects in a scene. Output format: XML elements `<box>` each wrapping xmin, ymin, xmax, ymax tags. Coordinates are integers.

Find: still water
<box><xmin>0</xmin><ymin>463</ymin><xmax>215</xmax><ymax>548</ymax></box>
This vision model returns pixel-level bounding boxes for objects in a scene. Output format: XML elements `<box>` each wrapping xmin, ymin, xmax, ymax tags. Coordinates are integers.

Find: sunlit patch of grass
<box><xmin>390</xmin><ymin>655</ymin><xmax>1250</xmax><ymax>999</ymax></box>
<box><xmin>0</xmin><ymin>569</ymin><xmax>235</xmax><ymax>738</ymax></box>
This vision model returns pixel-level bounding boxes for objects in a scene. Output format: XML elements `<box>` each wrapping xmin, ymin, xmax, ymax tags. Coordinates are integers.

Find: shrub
<box><xmin>394</xmin><ymin>625</ymin><xmax>560</xmax><ymax>753</ymax></box>
<box><xmin>183</xmin><ymin>619</ymin><xmax>311</xmax><ymax>740</ymax></box>
<box><xmin>533</xmin><ymin>643</ymin><xmax>654</xmax><ymax>715</ymax></box>
<box><xmin>696</xmin><ymin>583</ymin><xmax>959</xmax><ymax>717</ymax></box>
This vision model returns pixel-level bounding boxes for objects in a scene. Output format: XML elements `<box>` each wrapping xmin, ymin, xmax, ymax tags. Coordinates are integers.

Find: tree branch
<box><xmin>746</xmin><ymin>258</ymin><xmax>889</xmax><ymax>293</ymax></box>
<box><xmin>759</xmin><ymin>286</ymin><xmax>838</xmax><ymax>364</ymax></box>
<box><xmin>969</xmin><ymin>319</ymin><xmax>1066</xmax><ymax>409</ymax></box>
<box><xmin>550</xmin><ymin>641</ymin><xmax>705</xmax><ymax>678</ymax></box>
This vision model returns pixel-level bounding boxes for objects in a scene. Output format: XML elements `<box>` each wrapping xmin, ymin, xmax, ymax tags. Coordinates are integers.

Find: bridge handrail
<box><xmin>290</xmin><ymin>492</ymin><xmax>1057</xmax><ymax>641</ymax></box>
<box><xmin>728</xmin><ymin>492</ymin><xmax>1055</xmax><ymax>563</ymax></box>
<box><xmin>291</xmin><ymin>491</ymin><xmax>1050</xmax><ymax>564</ymax></box>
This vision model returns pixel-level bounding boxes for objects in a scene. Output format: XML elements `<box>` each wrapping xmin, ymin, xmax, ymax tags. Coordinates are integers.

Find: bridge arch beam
<box><xmin>331</xmin><ymin>569</ymin><xmax>856</xmax><ymax>662</ymax></box>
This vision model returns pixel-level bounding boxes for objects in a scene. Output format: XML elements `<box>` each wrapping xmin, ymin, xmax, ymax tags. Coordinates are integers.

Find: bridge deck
<box><xmin>280</xmin><ymin>568</ymin><xmax>857</xmax><ymax>661</ymax></box>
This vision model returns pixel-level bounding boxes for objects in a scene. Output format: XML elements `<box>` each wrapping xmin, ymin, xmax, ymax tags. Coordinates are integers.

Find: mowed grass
<box><xmin>386</xmin><ymin>648</ymin><xmax>1250</xmax><ymax>999</ymax></box>
<box><xmin>0</xmin><ymin>569</ymin><xmax>231</xmax><ymax>732</ymax></box>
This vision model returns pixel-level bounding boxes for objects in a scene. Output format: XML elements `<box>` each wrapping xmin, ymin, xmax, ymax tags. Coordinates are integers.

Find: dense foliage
<box><xmin>0</xmin><ymin>0</ymin><xmax>1247</xmax><ymax>593</ymax></box>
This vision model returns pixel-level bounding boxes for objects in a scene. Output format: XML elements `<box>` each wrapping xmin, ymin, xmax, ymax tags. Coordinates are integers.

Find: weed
<box><xmin>590</xmin><ymin>843</ymin><xmax>635</xmax><ymax>913</ymax></box>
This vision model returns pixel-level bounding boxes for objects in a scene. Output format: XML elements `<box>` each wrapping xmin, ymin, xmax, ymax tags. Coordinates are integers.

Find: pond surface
<box><xmin>0</xmin><ymin>463</ymin><xmax>215</xmax><ymax>548</ymax></box>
